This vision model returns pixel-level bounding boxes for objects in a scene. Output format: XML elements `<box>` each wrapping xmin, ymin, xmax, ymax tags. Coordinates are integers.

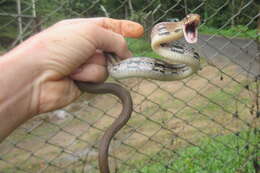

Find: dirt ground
<box><xmin>0</xmin><ymin>61</ymin><xmax>259</xmax><ymax>172</ymax></box>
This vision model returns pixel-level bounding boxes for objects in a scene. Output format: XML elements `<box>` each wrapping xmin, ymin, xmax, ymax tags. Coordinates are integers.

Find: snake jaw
<box><xmin>183</xmin><ymin>14</ymin><xmax>200</xmax><ymax>44</ymax></box>
<box><xmin>183</xmin><ymin>21</ymin><xmax>198</xmax><ymax>44</ymax></box>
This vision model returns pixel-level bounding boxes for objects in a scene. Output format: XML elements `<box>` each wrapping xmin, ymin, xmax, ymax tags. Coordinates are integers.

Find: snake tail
<box><xmin>75</xmin><ymin>82</ymin><xmax>133</xmax><ymax>173</ymax></box>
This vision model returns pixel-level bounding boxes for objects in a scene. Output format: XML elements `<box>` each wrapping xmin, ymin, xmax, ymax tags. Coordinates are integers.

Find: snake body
<box><xmin>75</xmin><ymin>82</ymin><xmax>132</xmax><ymax>173</ymax></box>
<box><xmin>76</xmin><ymin>14</ymin><xmax>201</xmax><ymax>173</ymax></box>
<box><xmin>109</xmin><ymin>14</ymin><xmax>200</xmax><ymax>80</ymax></box>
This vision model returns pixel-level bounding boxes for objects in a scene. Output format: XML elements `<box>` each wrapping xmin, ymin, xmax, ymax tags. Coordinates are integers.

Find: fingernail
<box><xmin>122</xmin><ymin>21</ymin><xmax>144</xmax><ymax>38</ymax></box>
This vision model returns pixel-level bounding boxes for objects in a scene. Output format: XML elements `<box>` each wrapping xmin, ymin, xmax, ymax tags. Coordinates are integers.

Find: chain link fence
<box><xmin>0</xmin><ymin>0</ymin><xmax>259</xmax><ymax>172</ymax></box>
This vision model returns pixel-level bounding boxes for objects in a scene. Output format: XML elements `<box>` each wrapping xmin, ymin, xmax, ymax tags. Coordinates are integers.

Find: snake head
<box><xmin>183</xmin><ymin>14</ymin><xmax>201</xmax><ymax>44</ymax></box>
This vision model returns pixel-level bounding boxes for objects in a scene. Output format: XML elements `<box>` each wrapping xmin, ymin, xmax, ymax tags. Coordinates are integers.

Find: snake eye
<box><xmin>193</xmin><ymin>52</ymin><xmax>200</xmax><ymax>60</ymax></box>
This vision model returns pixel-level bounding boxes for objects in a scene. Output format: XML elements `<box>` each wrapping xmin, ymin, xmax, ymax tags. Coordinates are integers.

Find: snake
<box><xmin>75</xmin><ymin>14</ymin><xmax>201</xmax><ymax>173</ymax></box>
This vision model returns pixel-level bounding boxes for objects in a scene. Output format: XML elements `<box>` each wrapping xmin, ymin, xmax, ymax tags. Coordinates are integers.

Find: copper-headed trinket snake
<box><xmin>76</xmin><ymin>14</ymin><xmax>201</xmax><ymax>173</ymax></box>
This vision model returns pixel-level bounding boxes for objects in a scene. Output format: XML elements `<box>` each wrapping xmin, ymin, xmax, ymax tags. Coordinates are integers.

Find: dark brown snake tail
<box><xmin>75</xmin><ymin>82</ymin><xmax>133</xmax><ymax>173</ymax></box>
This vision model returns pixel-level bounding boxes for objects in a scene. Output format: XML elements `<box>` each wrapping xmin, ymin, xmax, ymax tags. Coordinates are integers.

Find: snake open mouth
<box><xmin>183</xmin><ymin>21</ymin><xmax>198</xmax><ymax>44</ymax></box>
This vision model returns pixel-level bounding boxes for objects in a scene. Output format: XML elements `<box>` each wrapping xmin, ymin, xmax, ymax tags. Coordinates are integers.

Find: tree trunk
<box><xmin>16</xmin><ymin>0</ymin><xmax>23</xmax><ymax>42</ymax></box>
<box><xmin>128</xmin><ymin>0</ymin><xmax>134</xmax><ymax>17</ymax></box>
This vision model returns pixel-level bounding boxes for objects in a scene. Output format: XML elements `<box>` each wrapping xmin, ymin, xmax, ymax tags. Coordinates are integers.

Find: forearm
<box><xmin>0</xmin><ymin>40</ymin><xmax>42</xmax><ymax>141</ymax></box>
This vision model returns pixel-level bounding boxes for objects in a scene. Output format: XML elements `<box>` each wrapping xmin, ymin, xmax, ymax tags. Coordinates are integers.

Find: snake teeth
<box><xmin>183</xmin><ymin>21</ymin><xmax>198</xmax><ymax>44</ymax></box>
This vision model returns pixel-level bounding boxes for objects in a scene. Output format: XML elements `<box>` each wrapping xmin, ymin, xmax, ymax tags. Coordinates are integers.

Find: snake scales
<box><xmin>76</xmin><ymin>14</ymin><xmax>201</xmax><ymax>173</ymax></box>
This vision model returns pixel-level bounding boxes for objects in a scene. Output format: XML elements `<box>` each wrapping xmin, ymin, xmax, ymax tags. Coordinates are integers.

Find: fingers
<box><xmin>47</xmin><ymin>17</ymin><xmax>144</xmax><ymax>82</ymax></box>
<box><xmin>89</xmin><ymin>17</ymin><xmax>144</xmax><ymax>38</ymax></box>
<box><xmin>56</xmin><ymin>17</ymin><xmax>144</xmax><ymax>38</ymax></box>
<box><xmin>81</xmin><ymin>24</ymin><xmax>133</xmax><ymax>59</ymax></box>
<box><xmin>70</xmin><ymin>63</ymin><xmax>108</xmax><ymax>83</ymax></box>
<box><xmin>85</xmin><ymin>51</ymin><xmax>107</xmax><ymax>66</ymax></box>
<box><xmin>52</xmin><ymin>17</ymin><xmax>143</xmax><ymax>60</ymax></box>
<box><xmin>70</xmin><ymin>52</ymin><xmax>108</xmax><ymax>83</ymax></box>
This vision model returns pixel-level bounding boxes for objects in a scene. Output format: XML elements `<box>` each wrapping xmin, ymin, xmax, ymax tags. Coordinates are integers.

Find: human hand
<box><xmin>22</xmin><ymin>18</ymin><xmax>143</xmax><ymax>113</ymax></box>
<box><xmin>1</xmin><ymin>18</ymin><xmax>143</xmax><ymax>114</ymax></box>
<box><xmin>0</xmin><ymin>18</ymin><xmax>143</xmax><ymax>140</ymax></box>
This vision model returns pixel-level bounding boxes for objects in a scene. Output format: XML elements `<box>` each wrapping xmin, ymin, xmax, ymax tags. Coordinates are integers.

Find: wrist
<box><xmin>0</xmin><ymin>40</ymin><xmax>44</xmax><ymax>140</ymax></box>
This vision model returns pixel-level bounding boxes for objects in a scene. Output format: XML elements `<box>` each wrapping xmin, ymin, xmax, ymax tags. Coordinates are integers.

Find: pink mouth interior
<box><xmin>183</xmin><ymin>22</ymin><xmax>198</xmax><ymax>44</ymax></box>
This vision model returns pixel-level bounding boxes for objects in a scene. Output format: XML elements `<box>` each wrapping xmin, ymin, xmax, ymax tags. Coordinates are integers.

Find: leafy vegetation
<box><xmin>199</xmin><ymin>25</ymin><xmax>258</xmax><ymax>39</ymax></box>
<box><xmin>0</xmin><ymin>0</ymin><xmax>259</xmax><ymax>50</ymax></box>
<box><xmin>123</xmin><ymin>130</ymin><xmax>259</xmax><ymax>173</ymax></box>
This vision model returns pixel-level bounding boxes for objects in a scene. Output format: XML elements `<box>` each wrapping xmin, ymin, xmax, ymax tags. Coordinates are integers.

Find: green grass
<box><xmin>121</xmin><ymin>79</ymin><xmax>257</xmax><ymax>172</ymax></box>
<box><xmin>123</xmin><ymin>130</ymin><xmax>259</xmax><ymax>173</ymax></box>
<box><xmin>195</xmin><ymin>83</ymin><xmax>250</xmax><ymax>113</ymax></box>
<box><xmin>199</xmin><ymin>25</ymin><xmax>258</xmax><ymax>39</ymax></box>
<box><xmin>180</xmin><ymin>82</ymin><xmax>249</xmax><ymax>120</ymax></box>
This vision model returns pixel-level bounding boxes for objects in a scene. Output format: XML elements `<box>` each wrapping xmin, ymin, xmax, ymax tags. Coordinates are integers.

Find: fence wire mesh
<box><xmin>0</xmin><ymin>0</ymin><xmax>260</xmax><ymax>173</ymax></box>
